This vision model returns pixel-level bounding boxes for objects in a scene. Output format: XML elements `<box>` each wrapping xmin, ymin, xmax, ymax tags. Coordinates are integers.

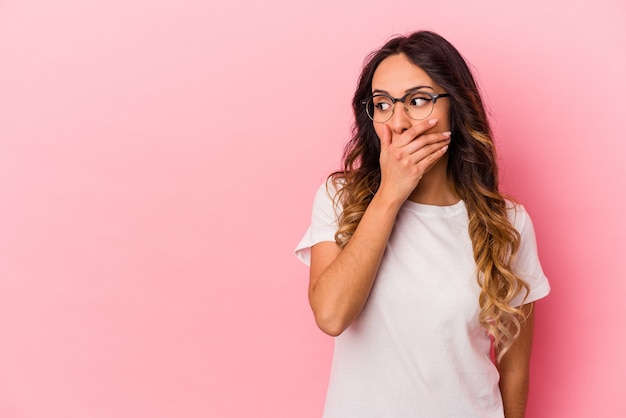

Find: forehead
<box><xmin>371</xmin><ymin>53</ymin><xmax>439</xmax><ymax>94</ymax></box>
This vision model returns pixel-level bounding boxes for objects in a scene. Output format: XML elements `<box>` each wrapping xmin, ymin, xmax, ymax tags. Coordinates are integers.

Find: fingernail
<box><xmin>443</xmin><ymin>131</ymin><xmax>451</xmax><ymax>137</ymax></box>
<box><xmin>428</xmin><ymin>119</ymin><xmax>437</xmax><ymax>125</ymax></box>
<box><xmin>442</xmin><ymin>145</ymin><xmax>449</xmax><ymax>152</ymax></box>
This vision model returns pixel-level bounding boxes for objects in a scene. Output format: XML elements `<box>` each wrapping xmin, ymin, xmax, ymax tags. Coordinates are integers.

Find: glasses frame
<box><xmin>362</xmin><ymin>91</ymin><xmax>451</xmax><ymax>123</ymax></box>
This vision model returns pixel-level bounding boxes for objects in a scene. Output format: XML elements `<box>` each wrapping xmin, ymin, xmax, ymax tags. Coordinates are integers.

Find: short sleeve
<box><xmin>294</xmin><ymin>181</ymin><xmax>341</xmax><ymax>266</ymax></box>
<box><xmin>508</xmin><ymin>205</ymin><xmax>551</xmax><ymax>306</ymax></box>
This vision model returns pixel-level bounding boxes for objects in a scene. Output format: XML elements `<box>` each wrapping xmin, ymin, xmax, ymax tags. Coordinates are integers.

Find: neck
<box><xmin>408</xmin><ymin>156</ymin><xmax>459</xmax><ymax>206</ymax></box>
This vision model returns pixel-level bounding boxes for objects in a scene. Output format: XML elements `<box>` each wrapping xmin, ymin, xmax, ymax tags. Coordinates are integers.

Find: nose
<box><xmin>387</xmin><ymin>102</ymin><xmax>412</xmax><ymax>134</ymax></box>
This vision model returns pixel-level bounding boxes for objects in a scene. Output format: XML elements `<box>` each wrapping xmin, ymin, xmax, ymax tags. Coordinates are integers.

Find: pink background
<box><xmin>1</xmin><ymin>1</ymin><xmax>624</xmax><ymax>417</ymax></box>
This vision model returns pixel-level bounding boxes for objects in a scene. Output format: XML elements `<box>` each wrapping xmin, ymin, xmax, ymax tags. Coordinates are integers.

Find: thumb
<box><xmin>378</xmin><ymin>124</ymin><xmax>392</xmax><ymax>149</ymax></box>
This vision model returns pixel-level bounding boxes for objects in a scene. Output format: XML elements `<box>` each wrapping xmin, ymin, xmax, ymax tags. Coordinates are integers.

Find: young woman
<box><xmin>295</xmin><ymin>31</ymin><xmax>550</xmax><ymax>418</ymax></box>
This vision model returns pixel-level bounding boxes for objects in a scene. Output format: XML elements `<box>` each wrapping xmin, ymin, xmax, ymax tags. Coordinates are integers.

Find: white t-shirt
<box><xmin>295</xmin><ymin>181</ymin><xmax>550</xmax><ymax>418</ymax></box>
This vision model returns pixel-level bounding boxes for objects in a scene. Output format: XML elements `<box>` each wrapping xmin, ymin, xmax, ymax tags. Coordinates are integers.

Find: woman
<box><xmin>295</xmin><ymin>31</ymin><xmax>550</xmax><ymax>418</ymax></box>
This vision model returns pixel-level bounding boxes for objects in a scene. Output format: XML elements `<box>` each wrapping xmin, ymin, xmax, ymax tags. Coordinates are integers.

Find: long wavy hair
<box><xmin>330</xmin><ymin>31</ymin><xmax>529</xmax><ymax>361</ymax></box>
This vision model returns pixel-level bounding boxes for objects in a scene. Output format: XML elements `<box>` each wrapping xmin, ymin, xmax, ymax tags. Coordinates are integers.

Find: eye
<box><xmin>372</xmin><ymin>96</ymin><xmax>393</xmax><ymax>112</ymax></box>
<box><xmin>407</xmin><ymin>93</ymin><xmax>433</xmax><ymax>108</ymax></box>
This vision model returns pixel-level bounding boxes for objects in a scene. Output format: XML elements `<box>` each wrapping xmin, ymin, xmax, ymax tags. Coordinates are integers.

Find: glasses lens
<box><xmin>366</xmin><ymin>96</ymin><xmax>394</xmax><ymax>122</ymax></box>
<box><xmin>404</xmin><ymin>92</ymin><xmax>435</xmax><ymax>120</ymax></box>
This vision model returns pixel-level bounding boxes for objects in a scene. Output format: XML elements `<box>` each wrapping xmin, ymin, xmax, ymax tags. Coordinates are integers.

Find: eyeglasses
<box><xmin>362</xmin><ymin>91</ymin><xmax>451</xmax><ymax>123</ymax></box>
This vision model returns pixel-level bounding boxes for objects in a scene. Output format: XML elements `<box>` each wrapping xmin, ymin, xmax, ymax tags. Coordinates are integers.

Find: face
<box><xmin>370</xmin><ymin>53</ymin><xmax>451</xmax><ymax>141</ymax></box>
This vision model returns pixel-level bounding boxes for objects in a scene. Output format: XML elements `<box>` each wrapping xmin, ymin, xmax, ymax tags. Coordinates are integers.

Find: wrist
<box><xmin>370</xmin><ymin>190</ymin><xmax>405</xmax><ymax>214</ymax></box>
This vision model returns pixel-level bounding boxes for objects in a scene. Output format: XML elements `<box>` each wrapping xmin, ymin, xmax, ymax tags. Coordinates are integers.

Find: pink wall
<box><xmin>0</xmin><ymin>1</ymin><xmax>624</xmax><ymax>416</ymax></box>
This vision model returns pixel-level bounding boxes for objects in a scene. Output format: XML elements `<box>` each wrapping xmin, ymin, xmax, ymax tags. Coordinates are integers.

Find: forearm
<box><xmin>497</xmin><ymin>304</ymin><xmax>535</xmax><ymax>418</ymax></box>
<box><xmin>308</xmin><ymin>193</ymin><xmax>402</xmax><ymax>335</ymax></box>
<box><xmin>499</xmin><ymin>368</ymin><xmax>529</xmax><ymax>418</ymax></box>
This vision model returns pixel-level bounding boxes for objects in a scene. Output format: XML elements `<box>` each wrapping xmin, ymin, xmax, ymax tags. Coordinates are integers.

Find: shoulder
<box><xmin>309</xmin><ymin>176</ymin><xmax>347</xmax><ymax>225</ymax></box>
<box><xmin>504</xmin><ymin>199</ymin><xmax>534</xmax><ymax>236</ymax></box>
<box><xmin>314</xmin><ymin>175</ymin><xmax>345</xmax><ymax>207</ymax></box>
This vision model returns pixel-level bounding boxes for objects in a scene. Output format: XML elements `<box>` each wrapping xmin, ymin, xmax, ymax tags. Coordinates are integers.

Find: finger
<box><xmin>394</xmin><ymin>118</ymin><xmax>439</xmax><ymax>147</ymax></box>
<box><xmin>414</xmin><ymin>141</ymin><xmax>449</xmax><ymax>170</ymax></box>
<box><xmin>402</xmin><ymin>131</ymin><xmax>451</xmax><ymax>155</ymax></box>
<box><xmin>401</xmin><ymin>134</ymin><xmax>449</xmax><ymax>165</ymax></box>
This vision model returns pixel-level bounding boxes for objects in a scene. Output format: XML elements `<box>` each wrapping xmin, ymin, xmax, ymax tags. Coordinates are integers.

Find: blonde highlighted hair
<box><xmin>331</xmin><ymin>31</ymin><xmax>529</xmax><ymax>361</ymax></box>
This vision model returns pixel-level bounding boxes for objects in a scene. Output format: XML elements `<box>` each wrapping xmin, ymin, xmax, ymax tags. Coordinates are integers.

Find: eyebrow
<box><xmin>372</xmin><ymin>85</ymin><xmax>435</xmax><ymax>95</ymax></box>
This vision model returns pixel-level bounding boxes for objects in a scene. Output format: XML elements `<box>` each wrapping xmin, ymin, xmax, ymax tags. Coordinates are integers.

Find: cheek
<box><xmin>432</xmin><ymin>107</ymin><xmax>451</xmax><ymax>131</ymax></box>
